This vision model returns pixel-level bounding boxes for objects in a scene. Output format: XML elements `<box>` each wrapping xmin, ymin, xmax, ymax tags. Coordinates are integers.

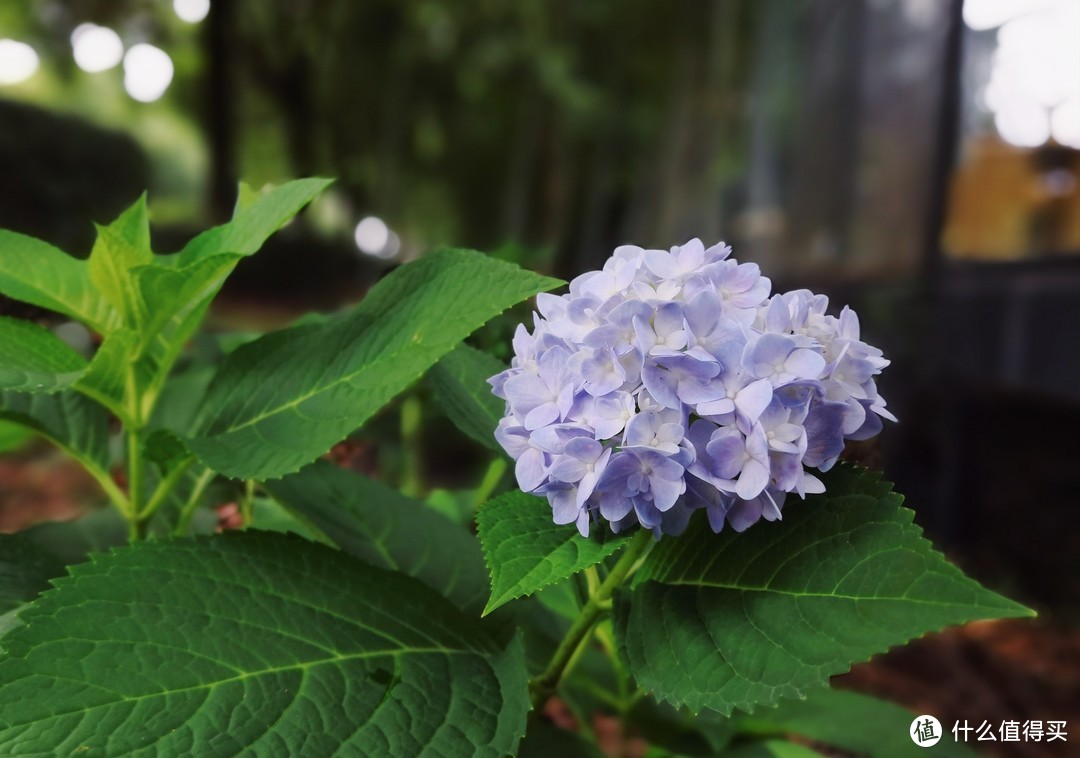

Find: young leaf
<box><xmin>0</xmin><ymin>231</ymin><xmax>119</xmax><ymax>333</ymax></box>
<box><xmin>0</xmin><ymin>533</ymin><xmax>529</xmax><ymax>756</ymax></box>
<box><xmin>0</xmin><ymin>534</ymin><xmax>64</xmax><ymax>614</ymax></box>
<box><xmin>0</xmin><ymin>391</ymin><xmax>111</xmax><ymax>482</ymax></box>
<box><xmin>143</xmin><ymin>428</ymin><xmax>192</xmax><ymax>476</ymax></box>
<box><xmin>176</xmin><ymin>177</ymin><xmax>334</xmax><ymax>264</ymax></box>
<box><xmin>614</xmin><ymin>466</ymin><xmax>1034</xmax><ymax>715</ymax></box>
<box><xmin>265</xmin><ymin>460</ymin><xmax>488</xmax><ymax>614</ymax></box>
<box><xmin>0</xmin><ymin>317</ymin><xmax>88</xmax><ymax>393</ymax></box>
<box><xmin>189</xmin><ymin>250</ymin><xmax>562</xmax><ymax>479</ymax></box>
<box><xmin>478</xmin><ymin>492</ymin><xmax>629</xmax><ymax>615</ymax></box>
<box><xmin>72</xmin><ymin>329</ymin><xmax>141</xmax><ymax>421</ymax></box>
<box><xmin>87</xmin><ymin>195</ymin><xmax>153</xmax><ymax>329</ymax></box>
<box><xmin>132</xmin><ymin>253</ymin><xmax>243</xmax><ymax>350</ymax></box>
<box><xmin>428</xmin><ymin>343</ymin><xmax>507</xmax><ymax>451</ymax></box>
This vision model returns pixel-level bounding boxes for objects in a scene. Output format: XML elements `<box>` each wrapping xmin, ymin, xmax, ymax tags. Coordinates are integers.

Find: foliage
<box><xmin>0</xmin><ymin>181</ymin><xmax>1032</xmax><ymax>756</ymax></box>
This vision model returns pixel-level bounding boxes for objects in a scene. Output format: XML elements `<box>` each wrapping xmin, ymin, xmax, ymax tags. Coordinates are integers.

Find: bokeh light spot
<box><xmin>123</xmin><ymin>44</ymin><xmax>174</xmax><ymax>103</ymax></box>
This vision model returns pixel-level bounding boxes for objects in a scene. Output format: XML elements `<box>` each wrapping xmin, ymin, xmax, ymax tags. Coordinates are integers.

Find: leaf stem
<box><xmin>125</xmin><ymin>426</ymin><xmax>144</xmax><ymax>539</ymax></box>
<box><xmin>529</xmin><ymin>528</ymin><xmax>653</xmax><ymax>710</ymax></box>
<box><xmin>174</xmin><ymin>468</ymin><xmax>215</xmax><ymax>536</ymax></box>
<box><xmin>138</xmin><ymin>456</ymin><xmax>196</xmax><ymax>521</ymax></box>
<box><xmin>472</xmin><ymin>456</ymin><xmax>507</xmax><ymax>508</ymax></box>
<box><xmin>399</xmin><ymin>394</ymin><xmax>424</xmax><ymax>498</ymax></box>
<box><xmin>240</xmin><ymin>479</ymin><xmax>256</xmax><ymax>526</ymax></box>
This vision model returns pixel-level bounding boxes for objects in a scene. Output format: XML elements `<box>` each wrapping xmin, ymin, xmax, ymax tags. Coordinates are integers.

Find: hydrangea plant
<box><xmin>0</xmin><ymin>183</ymin><xmax>1032</xmax><ymax>756</ymax></box>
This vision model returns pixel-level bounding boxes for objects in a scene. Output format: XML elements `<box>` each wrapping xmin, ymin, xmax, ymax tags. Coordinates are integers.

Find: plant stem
<box><xmin>125</xmin><ymin>426</ymin><xmax>144</xmax><ymax>539</ymax></box>
<box><xmin>174</xmin><ymin>468</ymin><xmax>215</xmax><ymax>536</ymax></box>
<box><xmin>473</xmin><ymin>457</ymin><xmax>507</xmax><ymax>508</ymax></box>
<box><xmin>529</xmin><ymin>529</ymin><xmax>653</xmax><ymax>710</ymax></box>
<box><xmin>138</xmin><ymin>456</ymin><xmax>196</xmax><ymax>521</ymax></box>
<box><xmin>239</xmin><ymin>479</ymin><xmax>256</xmax><ymax>526</ymax></box>
<box><xmin>399</xmin><ymin>395</ymin><xmax>424</xmax><ymax>498</ymax></box>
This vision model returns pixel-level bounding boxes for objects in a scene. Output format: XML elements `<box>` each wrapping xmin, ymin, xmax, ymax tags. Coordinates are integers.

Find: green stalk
<box><xmin>399</xmin><ymin>394</ymin><xmax>424</xmax><ymax>498</ymax></box>
<box><xmin>138</xmin><ymin>456</ymin><xmax>196</xmax><ymax>522</ymax></box>
<box><xmin>240</xmin><ymin>479</ymin><xmax>256</xmax><ymax>526</ymax></box>
<box><xmin>472</xmin><ymin>457</ymin><xmax>507</xmax><ymax>508</ymax></box>
<box><xmin>529</xmin><ymin>529</ymin><xmax>653</xmax><ymax>710</ymax></box>
<box><xmin>174</xmin><ymin>468</ymin><xmax>215</xmax><ymax>536</ymax></box>
<box><xmin>125</xmin><ymin>426</ymin><xmax>144</xmax><ymax>540</ymax></box>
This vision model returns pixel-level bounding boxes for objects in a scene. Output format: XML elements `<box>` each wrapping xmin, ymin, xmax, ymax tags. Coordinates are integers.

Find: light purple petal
<box><xmin>736</xmin><ymin>457</ymin><xmax>769</xmax><ymax>500</ymax></box>
<box><xmin>516</xmin><ymin>448</ymin><xmax>547</xmax><ymax>492</ymax></box>
<box><xmin>785</xmin><ymin>349</ymin><xmax>826</xmax><ymax>380</ymax></box>
<box><xmin>735</xmin><ymin>378</ymin><xmax>773</xmax><ymax>426</ymax></box>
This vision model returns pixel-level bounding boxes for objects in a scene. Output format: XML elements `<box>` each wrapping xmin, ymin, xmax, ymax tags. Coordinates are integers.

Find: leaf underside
<box><xmin>615</xmin><ymin>466</ymin><xmax>1033</xmax><ymax>715</ymax></box>
<box><xmin>0</xmin><ymin>532</ymin><xmax>529</xmax><ymax>757</ymax></box>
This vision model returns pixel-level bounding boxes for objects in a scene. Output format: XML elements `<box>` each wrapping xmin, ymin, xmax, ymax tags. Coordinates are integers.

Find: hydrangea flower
<box><xmin>490</xmin><ymin>239</ymin><xmax>895</xmax><ymax>537</ymax></box>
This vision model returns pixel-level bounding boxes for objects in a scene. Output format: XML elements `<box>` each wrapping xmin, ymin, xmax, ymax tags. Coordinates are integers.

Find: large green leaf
<box><xmin>478</xmin><ymin>492</ymin><xmax>628</xmax><ymax>615</ymax></box>
<box><xmin>0</xmin><ymin>231</ymin><xmax>118</xmax><ymax>333</ymax></box>
<box><xmin>189</xmin><ymin>250</ymin><xmax>562</xmax><ymax>479</ymax></box>
<box><xmin>265</xmin><ymin>460</ymin><xmax>488</xmax><ymax>614</ymax></box>
<box><xmin>0</xmin><ymin>534</ymin><xmax>64</xmax><ymax>614</ymax></box>
<box><xmin>0</xmin><ymin>317</ymin><xmax>88</xmax><ymax>393</ymax></box>
<box><xmin>0</xmin><ymin>532</ymin><xmax>529</xmax><ymax>756</ymax></box>
<box><xmin>0</xmin><ymin>391</ymin><xmax>111</xmax><ymax>481</ymax></box>
<box><xmin>428</xmin><ymin>343</ymin><xmax>507</xmax><ymax>451</ymax></box>
<box><xmin>615</xmin><ymin>466</ymin><xmax>1033</xmax><ymax>715</ymax></box>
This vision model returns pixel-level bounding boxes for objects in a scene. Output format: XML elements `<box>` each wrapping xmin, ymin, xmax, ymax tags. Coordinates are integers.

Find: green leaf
<box><xmin>72</xmin><ymin>329</ymin><xmax>141</xmax><ymax>420</ymax></box>
<box><xmin>428</xmin><ymin>343</ymin><xmax>506</xmax><ymax>451</ymax></box>
<box><xmin>0</xmin><ymin>534</ymin><xmax>64</xmax><ymax>614</ymax></box>
<box><xmin>0</xmin><ymin>317</ymin><xmax>88</xmax><ymax>393</ymax></box>
<box><xmin>735</xmin><ymin>688</ymin><xmax>976</xmax><ymax>758</ymax></box>
<box><xmin>0</xmin><ymin>230</ymin><xmax>119</xmax><ymax>333</ymax></box>
<box><xmin>478</xmin><ymin>491</ymin><xmax>629</xmax><ymax>615</ymax></box>
<box><xmin>519</xmin><ymin>720</ymin><xmax>603</xmax><ymax>758</ymax></box>
<box><xmin>247</xmin><ymin>496</ymin><xmax>328</xmax><ymax>543</ymax></box>
<box><xmin>131</xmin><ymin>253</ymin><xmax>243</xmax><ymax>350</ymax></box>
<box><xmin>0</xmin><ymin>533</ymin><xmax>529</xmax><ymax>756</ymax></box>
<box><xmin>265</xmin><ymin>460</ymin><xmax>489</xmax><ymax>614</ymax></box>
<box><xmin>20</xmin><ymin>508</ymin><xmax>128</xmax><ymax>566</ymax></box>
<box><xmin>88</xmin><ymin>194</ymin><xmax>153</xmax><ymax>329</ymax></box>
<box><xmin>190</xmin><ymin>249</ymin><xmax>562</xmax><ymax>479</ymax></box>
<box><xmin>0</xmin><ymin>420</ymin><xmax>32</xmax><ymax>453</ymax></box>
<box><xmin>614</xmin><ymin>466</ymin><xmax>1034</xmax><ymax>716</ymax></box>
<box><xmin>176</xmin><ymin>178</ymin><xmax>334</xmax><ymax>264</ymax></box>
<box><xmin>143</xmin><ymin>428</ymin><xmax>192</xmax><ymax>476</ymax></box>
<box><xmin>0</xmin><ymin>391</ymin><xmax>111</xmax><ymax>481</ymax></box>
<box><xmin>721</xmin><ymin>740</ymin><xmax>825</xmax><ymax>758</ymax></box>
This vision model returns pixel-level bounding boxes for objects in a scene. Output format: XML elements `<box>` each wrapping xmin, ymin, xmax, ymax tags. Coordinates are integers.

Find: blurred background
<box><xmin>1</xmin><ymin>0</ymin><xmax>1078</xmax><ymax>753</ymax></box>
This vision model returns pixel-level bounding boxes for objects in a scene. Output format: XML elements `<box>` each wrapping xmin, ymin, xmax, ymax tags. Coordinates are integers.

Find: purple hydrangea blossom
<box><xmin>490</xmin><ymin>239</ymin><xmax>894</xmax><ymax>537</ymax></box>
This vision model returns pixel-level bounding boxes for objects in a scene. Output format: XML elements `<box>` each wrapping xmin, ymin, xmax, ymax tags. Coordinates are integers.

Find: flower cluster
<box><xmin>490</xmin><ymin>239</ymin><xmax>894</xmax><ymax>537</ymax></box>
